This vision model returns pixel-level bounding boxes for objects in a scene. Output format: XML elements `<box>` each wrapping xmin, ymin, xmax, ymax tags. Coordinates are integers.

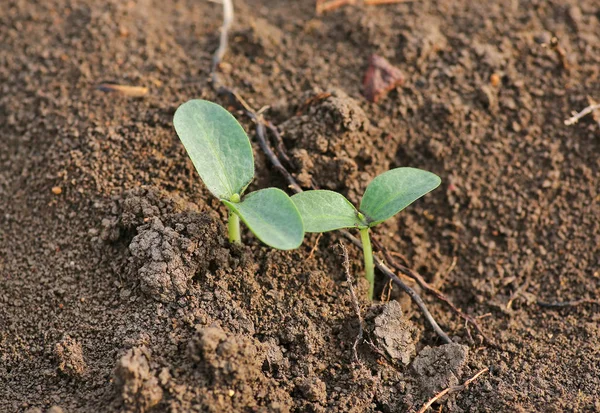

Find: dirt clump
<box><xmin>370</xmin><ymin>300</ymin><xmax>418</xmax><ymax>365</ymax></box>
<box><xmin>127</xmin><ymin>214</ymin><xmax>219</xmax><ymax>303</ymax></box>
<box><xmin>294</xmin><ymin>376</ymin><xmax>327</xmax><ymax>404</ymax></box>
<box><xmin>105</xmin><ymin>187</ymin><xmax>230</xmax><ymax>302</ymax></box>
<box><xmin>412</xmin><ymin>343</ymin><xmax>469</xmax><ymax>397</ymax></box>
<box><xmin>187</xmin><ymin>326</ymin><xmax>293</xmax><ymax>412</ymax></box>
<box><xmin>280</xmin><ymin>89</ymin><xmax>391</xmax><ymax>203</ymax></box>
<box><xmin>54</xmin><ymin>336</ymin><xmax>87</xmax><ymax>377</ymax></box>
<box><xmin>114</xmin><ymin>347</ymin><xmax>163</xmax><ymax>412</ymax></box>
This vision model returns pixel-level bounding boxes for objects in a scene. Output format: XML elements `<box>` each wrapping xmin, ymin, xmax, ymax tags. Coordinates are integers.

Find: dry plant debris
<box><xmin>564</xmin><ymin>97</ymin><xmax>600</xmax><ymax>126</ymax></box>
<box><xmin>316</xmin><ymin>0</ymin><xmax>411</xmax><ymax>14</ymax></box>
<box><xmin>417</xmin><ymin>367</ymin><xmax>489</xmax><ymax>413</ymax></box>
<box><xmin>362</xmin><ymin>54</ymin><xmax>405</xmax><ymax>103</ymax></box>
<box><xmin>96</xmin><ymin>82</ymin><xmax>148</xmax><ymax>97</ymax></box>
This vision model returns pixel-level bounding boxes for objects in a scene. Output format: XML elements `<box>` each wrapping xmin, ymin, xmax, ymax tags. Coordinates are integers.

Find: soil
<box><xmin>1</xmin><ymin>0</ymin><xmax>599</xmax><ymax>412</ymax></box>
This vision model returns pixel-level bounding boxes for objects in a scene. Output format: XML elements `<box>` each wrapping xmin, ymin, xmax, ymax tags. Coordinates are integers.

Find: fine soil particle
<box><xmin>1</xmin><ymin>0</ymin><xmax>599</xmax><ymax>412</ymax></box>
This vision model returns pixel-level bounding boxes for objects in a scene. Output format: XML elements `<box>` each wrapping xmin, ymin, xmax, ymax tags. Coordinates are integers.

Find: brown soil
<box><xmin>1</xmin><ymin>0</ymin><xmax>599</xmax><ymax>412</ymax></box>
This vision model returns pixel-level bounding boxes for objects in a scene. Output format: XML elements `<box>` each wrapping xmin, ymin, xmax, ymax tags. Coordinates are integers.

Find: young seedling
<box><xmin>173</xmin><ymin>99</ymin><xmax>304</xmax><ymax>250</ymax></box>
<box><xmin>292</xmin><ymin>168</ymin><xmax>441</xmax><ymax>299</ymax></box>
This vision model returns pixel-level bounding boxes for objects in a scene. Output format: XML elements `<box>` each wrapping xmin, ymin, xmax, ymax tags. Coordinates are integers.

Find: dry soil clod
<box><xmin>55</xmin><ymin>336</ymin><xmax>87</xmax><ymax>377</ymax></box>
<box><xmin>372</xmin><ymin>300</ymin><xmax>417</xmax><ymax>365</ymax></box>
<box><xmin>114</xmin><ymin>347</ymin><xmax>163</xmax><ymax>412</ymax></box>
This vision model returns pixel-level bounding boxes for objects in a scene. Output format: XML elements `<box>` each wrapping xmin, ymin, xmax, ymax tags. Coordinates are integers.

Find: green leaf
<box><xmin>292</xmin><ymin>190</ymin><xmax>367</xmax><ymax>233</ymax></box>
<box><xmin>359</xmin><ymin>167</ymin><xmax>441</xmax><ymax>226</ymax></box>
<box><xmin>223</xmin><ymin>188</ymin><xmax>304</xmax><ymax>250</ymax></box>
<box><xmin>173</xmin><ymin>99</ymin><xmax>254</xmax><ymax>200</ymax></box>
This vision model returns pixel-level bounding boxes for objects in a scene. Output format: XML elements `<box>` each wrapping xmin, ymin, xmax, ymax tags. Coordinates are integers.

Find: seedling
<box><xmin>292</xmin><ymin>168</ymin><xmax>441</xmax><ymax>299</ymax></box>
<box><xmin>173</xmin><ymin>99</ymin><xmax>304</xmax><ymax>250</ymax></box>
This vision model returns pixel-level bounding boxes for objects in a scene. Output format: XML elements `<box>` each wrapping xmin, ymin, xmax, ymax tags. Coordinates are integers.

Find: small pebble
<box><xmin>490</xmin><ymin>73</ymin><xmax>501</xmax><ymax>87</ymax></box>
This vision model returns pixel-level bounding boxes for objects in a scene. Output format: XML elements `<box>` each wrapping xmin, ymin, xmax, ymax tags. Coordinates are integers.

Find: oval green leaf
<box><xmin>223</xmin><ymin>188</ymin><xmax>304</xmax><ymax>250</ymax></box>
<box><xmin>173</xmin><ymin>99</ymin><xmax>254</xmax><ymax>200</ymax></box>
<box><xmin>291</xmin><ymin>190</ymin><xmax>367</xmax><ymax>233</ymax></box>
<box><xmin>359</xmin><ymin>167</ymin><xmax>441</xmax><ymax>226</ymax></box>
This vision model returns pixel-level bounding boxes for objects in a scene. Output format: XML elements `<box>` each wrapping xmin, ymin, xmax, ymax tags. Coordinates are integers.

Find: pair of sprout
<box><xmin>174</xmin><ymin>100</ymin><xmax>441</xmax><ymax>299</ymax></box>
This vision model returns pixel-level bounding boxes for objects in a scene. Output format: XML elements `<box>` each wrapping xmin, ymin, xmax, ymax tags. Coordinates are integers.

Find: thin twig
<box><xmin>307</xmin><ymin>233</ymin><xmax>323</xmax><ymax>260</ymax></box>
<box><xmin>443</xmin><ymin>256</ymin><xmax>458</xmax><ymax>278</ymax></box>
<box><xmin>373</xmin><ymin>239</ymin><xmax>489</xmax><ymax>344</ymax></box>
<box><xmin>316</xmin><ymin>0</ymin><xmax>411</xmax><ymax>14</ymax></box>
<box><xmin>380</xmin><ymin>278</ymin><xmax>393</xmax><ymax>303</ymax></box>
<box><xmin>265</xmin><ymin>121</ymin><xmax>294</xmax><ymax>168</ymax></box>
<box><xmin>417</xmin><ymin>368</ymin><xmax>489</xmax><ymax>413</ymax></box>
<box><xmin>364</xmin><ymin>0</ymin><xmax>412</xmax><ymax>4</ymax></box>
<box><xmin>211</xmin><ymin>0</ymin><xmax>234</xmax><ymax>85</ymax></box>
<box><xmin>295</xmin><ymin>92</ymin><xmax>332</xmax><ymax>115</ymax></box>
<box><xmin>549</xmin><ymin>36</ymin><xmax>570</xmax><ymax>72</ymax></box>
<box><xmin>96</xmin><ymin>82</ymin><xmax>148</xmax><ymax>97</ymax></box>
<box><xmin>253</xmin><ymin>115</ymin><xmax>304</xmax><ymax>193</ymax></box>
<box><xmin>537</xmin><ymin>298</ymin><xmax>600</xmax><ymax>308</ymax></box>
<box><xmin>564</xmin><ymin>103</ymin><xmax>600</xmax><ymax>126</ymax></box>
<box><xmin>316</xmin><ymin>0</ymin><xmax>356</xmax><ymax>15</ymax></box>
<box><xmin>338</xmin><ymin>241</ymin><xmax>364</xmax><ymax>364</ymax></box>
<box><xmin>390</xmin><ymin>250</ymin><xmax>410</xmax><ymax>267</ymax></box>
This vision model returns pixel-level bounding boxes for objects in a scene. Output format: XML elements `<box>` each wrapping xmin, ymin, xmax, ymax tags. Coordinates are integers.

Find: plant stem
<box><xmin>360</xmin><ymin>228</ymin><xmax>375</xmax><ymax>300</ymax></box>
<box><xmin>228</xmin><ymin>209</ymin><xmax>241</xmax><ymax>244</ymax></box>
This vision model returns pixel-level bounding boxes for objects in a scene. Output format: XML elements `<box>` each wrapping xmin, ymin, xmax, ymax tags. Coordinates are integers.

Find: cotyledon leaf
<box><xmin>359</xmin><ymin>167</ymin><xmax>441</xmax><ymax>226</ymax></box>
<box><xmin>173</xmin><ymin>99</ymin><xmax>254</xmax><ymax>200</ymax></box>
<box><xmin>291</xmin><ymin>190</ymin><xmax>367</xmax><ymax>233</ymax></box>
<box><xmin>223</xmin><ymin>188</ymin><xmax>304</xmax><ymax>250</ymax></box>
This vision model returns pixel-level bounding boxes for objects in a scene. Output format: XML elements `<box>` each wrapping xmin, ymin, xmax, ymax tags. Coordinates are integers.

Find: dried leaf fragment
<box><xmin>316</xmin><ymin>0</ymin><xmax>409</xmax><ymax>14</ymax></box>
<box><xmin>362</xmin><ymin>54</ymin><xmax>404</xmax><ymax>103</ymax></box>
<box><xmin>96</xmin><ymin>81</ymin><xmax>148</xmax><ymax>97</ymax></box>
<box><xmin>364</xmin><ymin>0</ymin><xmax>411</xmax><ymax>4</ymax></box>
<box><xmin>316</xmin><ymin>0</ymin><xmax>356</xmax><ymax>15</ymax></box>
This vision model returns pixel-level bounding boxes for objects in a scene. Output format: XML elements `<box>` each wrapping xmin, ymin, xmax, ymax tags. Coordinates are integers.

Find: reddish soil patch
<box><xmin>1</xmin><ymin>0</ymin><xmax>599</xmax><ymax>412</ymax></box>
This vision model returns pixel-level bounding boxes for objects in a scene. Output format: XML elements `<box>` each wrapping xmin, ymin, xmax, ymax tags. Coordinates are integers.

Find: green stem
<box><xmin>360</xmin><ymin>227</ymin><xmax>374</xmax><ymax>300</ymax></box>
<box><xmin>228</xmin><ymin>209</ymin><xmax>241</xmax><ymax>244</ymax></box>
